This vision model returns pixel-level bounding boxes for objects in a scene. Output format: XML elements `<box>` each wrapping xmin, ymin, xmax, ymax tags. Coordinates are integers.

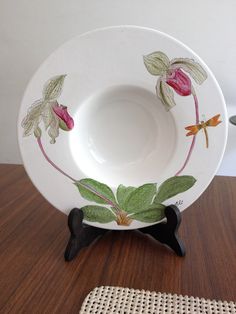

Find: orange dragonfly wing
<box><xmin>205</xmin><ymin>114</ymin><xmax>221</xmax><ymax>127</ymax></box>
<box><xmin>185</xmin><ymin>124</ymin><xmax>202</xmax><ymax>136</ymax></box>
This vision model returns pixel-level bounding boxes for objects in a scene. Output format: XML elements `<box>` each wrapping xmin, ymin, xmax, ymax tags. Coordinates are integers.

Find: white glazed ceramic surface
<box><xmin>18</xmin><ymin>26</ymin><xmax>227</xmax><ymax>230</ymax></box>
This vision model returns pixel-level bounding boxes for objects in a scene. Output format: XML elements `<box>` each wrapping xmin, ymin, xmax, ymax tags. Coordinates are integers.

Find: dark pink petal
<box><xmin>53</xmin><ymin>103</ymin><xmax>74</xmax><ymax>130</ymax></box>
<box><xmin>166</xmin><ymin>68</ymin><xmax>192</xmax><ymax>96</ymax></box>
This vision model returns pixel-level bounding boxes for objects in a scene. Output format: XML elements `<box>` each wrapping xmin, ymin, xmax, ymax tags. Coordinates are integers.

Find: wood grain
<box><xmin>0</xmin><ymin>165</ymin><xmax>235</xmax><ymax>313</ymax></box>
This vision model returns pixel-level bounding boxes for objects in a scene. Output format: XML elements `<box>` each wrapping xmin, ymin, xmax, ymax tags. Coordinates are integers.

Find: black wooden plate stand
<box><xmin>64</xmin><ymin>205</ymin><xmax>185</xmax><ymax>262</ymax></box>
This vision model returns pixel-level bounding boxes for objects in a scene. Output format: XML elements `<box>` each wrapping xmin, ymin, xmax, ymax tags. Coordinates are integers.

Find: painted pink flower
<box><xmin>53</xmin><ymin>103</ymin><xmax>74</xmax><ymax>131</ymax></box>
<box><xmin>143</xmin><ymin>51</ymin><xmax>208</xmax><ymax>176</ymax></box>
<box><xmin>21</xmin><ymin>74</ymin><xmax>75</xmax><ymax>143</ymax></box>
<box><xmin>143</xmin><ymin>52</ymin><xmax>207</xmax><ymax>111</ymax></box>
<box><xmin>166</xmin><ymin>68</ymin><xmax>192</xmax><ymax>96</ymax></box>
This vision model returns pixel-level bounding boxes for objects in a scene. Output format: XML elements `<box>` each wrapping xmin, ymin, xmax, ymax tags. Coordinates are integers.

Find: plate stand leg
<box><xmin>64</xmin><ymin>205</ymin><xmax>185</xmax><ymax>261</ymax></box>
<box><xmin>139</xmin><ymin>205</ymin><xmax>186</xmax><ymax>257</ymax></box>
<box><xmin>64</xmin><ymin>208</ymin><xmax>108</xmax><ymax>261</ymax></box>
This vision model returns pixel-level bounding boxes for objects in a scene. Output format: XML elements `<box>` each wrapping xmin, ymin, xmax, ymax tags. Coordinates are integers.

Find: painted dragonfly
<box><xmin>185</xmin><ymin>114</ymin><xmax>221</xmax><ymax>148</ymax></box>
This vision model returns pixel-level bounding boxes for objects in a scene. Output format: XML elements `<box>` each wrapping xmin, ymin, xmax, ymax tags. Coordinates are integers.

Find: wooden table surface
<box><xmin>0</xmin><ymin>164</ymin><xmax>235</xmax><ymax>313</ymax></box>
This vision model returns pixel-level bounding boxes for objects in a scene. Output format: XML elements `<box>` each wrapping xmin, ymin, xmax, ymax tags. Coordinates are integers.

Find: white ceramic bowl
<box><xmin>18</xmin><ymin>26</ymin><xmax>227</xmax><ymax>230</ymax></box>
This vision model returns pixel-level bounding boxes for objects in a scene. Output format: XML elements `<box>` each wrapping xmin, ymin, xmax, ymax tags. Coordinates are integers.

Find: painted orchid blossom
<box><xmin>166</xmin><ymin>68</ymin><xmax>192</xmax><ymax>96</ymax></box>
<box><xmin>143</xmin><ymin>51</ymin><xmax>208</xmax><ymax>176</ymax></box>
<box><xmin>21</xmin><ymin>75</ymin><xmax>74</xmax><ymax>143</ymax></box>
<box><xmin>52</xmin><ymin>103</ymin><xmax>74</xmax><ymax>131</ymax></box>
<box><xmin>143</xmin><ymin>52</ymin><xmax>207</xmax><ymax>111</ymax></box>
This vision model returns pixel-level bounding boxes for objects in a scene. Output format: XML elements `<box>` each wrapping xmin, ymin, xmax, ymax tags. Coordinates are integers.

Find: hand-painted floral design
<box><xmin>166</xmin><ymin>68</ymin><xmax>192</xmax><ymax>96</ymax></box>
<box><xmin>73</xmin><ymin>176</ymin><xmax>196</xmax><ymax>226</ymax></box>
<box><xmin>21</xmin><ymin>75</ymin><xmax>74</xmax><ymax>144</ymax></box>
<box><xmin>143</xmin><ymin>51</ymin><xmax>222</xmax><ymax>175</ymax></box>
<box><xmin>143</xmin><ymin>52</ymin><xmax>207</xmax><ymax>111</ymax></box>
<box><xmin>53</xmin><ymin>103</ymin><xmax>74</xmax><ymax>131</ymax></box>
<box><xmin>21</xmin><ymin>73</ymin><xmax>198</xmax><ymax>226</ymax></box>
<box><xmin>21</xmin><ymin>53</ymin><xmax>223</xmax><ymax>226</ymax></box>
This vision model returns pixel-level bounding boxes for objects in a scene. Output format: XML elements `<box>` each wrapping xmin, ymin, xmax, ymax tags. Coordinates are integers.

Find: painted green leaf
<box><xmin>117</xmin><ymin>184</ymin><xmax>136</xmax><ymax>208</ymax></box>
<box><xmin>154</xmin><ymin>176</ymin><xmax>196</xmax><ymax>203</ymax></box>
<box><xmin>123</xmin><ymin>183</ymin><xmax>156</xmax><ymax>213</ymax></box>
<box><xmin>42</xmin><ymin>75</ymin><xmax>66</xmax><ymax>101</ymax></box>
<box><xmin>75</xmin><ymin>178</ymin><xmax>116</xmax><ymax>205</ymax></box>
<box><xmin>156</xmin><ymin>79</ymin><xmax>176</xmax><ymax>111</ymax></box>
<box><xmin>170</xmin><ymin>58</ymin><xmax>207</xmax><ymax>84</ymax></box>
<box><xmin>81</xmin><ymin>205</ymin><xmax>116</xmax><ymax>223</ymax></box>
<box><xmin>131</xmin><ymin>204</ymin><xmax>165</xmax><ymax>223</ymax></box>
<box><xmin>143</xmin><ymin>51</ymin><xmax>170</xmax><ymax>76</ymax></box>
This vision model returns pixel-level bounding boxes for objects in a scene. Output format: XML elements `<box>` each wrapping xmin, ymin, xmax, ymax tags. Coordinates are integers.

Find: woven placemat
<box><xmin>80</xmin><ymin>286</ymin><xmax>236</xmax><ymax>314</ymax></box>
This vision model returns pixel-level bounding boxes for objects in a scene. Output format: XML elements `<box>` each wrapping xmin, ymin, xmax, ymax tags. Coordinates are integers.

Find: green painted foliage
<box><xmin>131</xmin><ymin>204</ymin><xmax>165</xmax><ymax>223</ymax></box>
<box><xmin>123</xmin><ymin>183</ymin><xmax>157</xmax><ymax>213</ymax></box>
<box><xmin>116</xmin><ymin>184</ymin><xmax>136</xmax><ymax>208</ymax></box>
<box><xmin>154</xmin><ymin>176</ymin><xmax>196</xmax><ymax>203</ymax></box>
<box><xmin>75</xmin><ymin>178</ymin><xmax>116</xmax><ymax>205</ymax></box>
<box><xmin>81</xmin><ymin>205</ymin><xmax>116</xmax><ymax>223</ymax></box>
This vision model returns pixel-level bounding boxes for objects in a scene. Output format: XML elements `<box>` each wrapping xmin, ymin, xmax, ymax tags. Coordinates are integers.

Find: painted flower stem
<box><xmin>36</xmin><ymin>137</ymin><xmax>120</xmax><ymax>215</ymax></box>
<box><xmin>37</xmin><ymin>137</ymin><xmax>76</xmax><ymax>182</ymax></box>
<box><xmin>175</xmin><ymin>91</ymin><xmax>199</xmax><ymax>176</ymax></box>
<box><xmin>193</xmin><ymin>93</ymin><xmax>200</xmax><ymax>124</ymax></box>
